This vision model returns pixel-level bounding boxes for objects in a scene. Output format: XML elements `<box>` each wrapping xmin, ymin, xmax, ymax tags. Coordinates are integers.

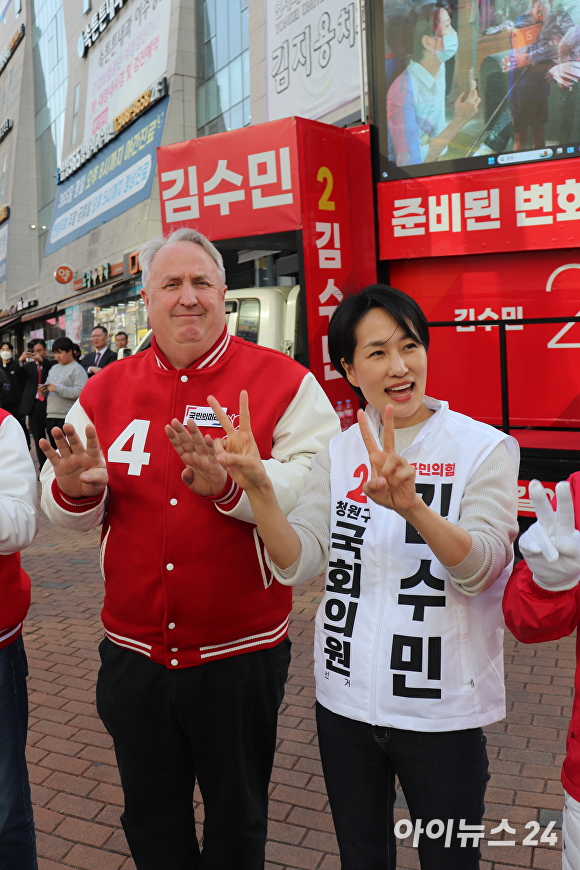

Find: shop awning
<box><xmin>0</xmin><ymin>314</ymin><xmax>22</xmax><ymax>328</ymax></box>
<box><xmin>22</xmin><ymin>304</ymin><xmax>57</xmax><ymax>323</ymax></box>
<box><xmin>59</xmin><ymin>281</ymin><xmax>129</xmax><ymax>308</ymax></box>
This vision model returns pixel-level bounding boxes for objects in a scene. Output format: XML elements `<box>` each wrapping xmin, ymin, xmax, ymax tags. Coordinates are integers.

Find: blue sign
<box><xmin>45</xmin><ymin>98</ymin><xmax>168</xmax><ymax>257</ymax></box>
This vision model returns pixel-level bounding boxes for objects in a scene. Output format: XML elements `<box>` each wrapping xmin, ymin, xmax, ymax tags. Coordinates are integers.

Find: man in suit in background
<box><xmin>19</xmin><ymin>338</ymin><xmax>56</xmax><ymax>470</ymax></box>
<box><xmin>114</xmin><ymin>331</ymin><xmax>132</xmax><ymax>358</ymax></box>
<box><xmin>81</xmin><ymin>325</ymin><xmax>117</xmax><ymax>376</ymax></box>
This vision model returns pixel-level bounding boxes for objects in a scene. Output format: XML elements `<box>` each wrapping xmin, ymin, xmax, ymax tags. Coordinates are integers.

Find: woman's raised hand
<box><xmin>208</xmin><ymin>391</ymin><xmax>271</xmax><ymax>493</ymax></box>
<box><xmin>358</xmin><ymin>405</ymin><xmax>418</xmax><ymax>514</ymax></box>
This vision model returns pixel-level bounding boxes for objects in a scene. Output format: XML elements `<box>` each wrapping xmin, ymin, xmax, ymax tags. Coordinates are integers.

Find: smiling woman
<box><xmin>209</xmin><ymin>284</ymin><xmax>521</xmax><ymax>870</ymax></box>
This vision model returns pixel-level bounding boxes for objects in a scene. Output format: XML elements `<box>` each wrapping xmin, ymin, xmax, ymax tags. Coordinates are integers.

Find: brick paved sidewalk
<box><xmin>21</xmin><ymin>507</ymin><xmax>571</xmax><ymax>870</ymax></box>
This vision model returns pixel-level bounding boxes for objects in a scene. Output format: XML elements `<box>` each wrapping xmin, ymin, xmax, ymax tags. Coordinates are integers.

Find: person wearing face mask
<box><xmin>0</xmin><ymin>342</ymin><xmax>28</xmax><ymax>445</ymax></box>
<box><xmin>387</xmin><ymin>4</ymin><xmax>481</xmax><ymax>166</ymax></box>
<box><xmin>174</xmin><ymin>285</ymin><xmax>520</xmax><ymax>870</ymax></box>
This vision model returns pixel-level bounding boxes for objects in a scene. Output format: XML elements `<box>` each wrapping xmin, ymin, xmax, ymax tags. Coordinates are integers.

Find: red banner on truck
<box><xmin>390</xmin><ymin>248</ymin><xmax>580</xmax><ymax>430</ymax></box>
<box><xmin>157</xmin><ymin>118</ymin><xmax>377</xmax><ymax>404</ymax></box>
<box><xmin>378</xmin><ymin>157</ymin><xmax>580</xmax><ymax>261</ymax></box>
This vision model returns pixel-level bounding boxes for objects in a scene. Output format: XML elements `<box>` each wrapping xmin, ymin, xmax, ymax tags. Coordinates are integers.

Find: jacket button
<box><xmin>171</xmin><ymin>647</ymin><xmax>178</xmax><ymax>652</ymax></box>
<box><xmin>171</xmin><ymin>659</ymin><xmax>178</xmax><ymax>666</ymax></box>
<box><xmin>166</xmin><ymin>563</ymin><xmax>174</xmax><ymax>571</ymax></box>
<box><xmin>181</xmin><ymin>375</ymin><xmax>188</xmax><ymax>382</ymax></box>
<box><xmin>170</xmin><ymin>499</ymin><xmax>178</xmax><ymax>506</ymax></box>
<box><xmin>168</xmin><ymin>622</ymin><xmax>175</xmax><ymax>629</ymax></box>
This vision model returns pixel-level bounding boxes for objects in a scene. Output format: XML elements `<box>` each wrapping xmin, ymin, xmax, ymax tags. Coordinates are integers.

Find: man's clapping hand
<box><xmin>165</xmin><ymin>415</ymin><xmax>228</xmax><ymax>496</ymax></box>
<box><xmin>40</xmin><ymin>424</ymin><xmax>108</xmax><ymax>499</ymax></box>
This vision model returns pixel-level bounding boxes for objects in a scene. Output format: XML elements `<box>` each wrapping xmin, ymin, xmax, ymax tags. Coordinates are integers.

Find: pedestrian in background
<box><xmin>81</xmin><ymin>325</ymin><xmax>117</xmax><ymax>376</ymax></box>
<box><xmin>0</xmin><ymin>341</ymin><xmax>28</xmax><ymax>444</ymax></box>
<box><xmin>40</xmin><ymin>337</ymin><xmax>88</xmax><ymax>449</ymax></box>
<box><xmin>114</xmin><ymin>331</ymin><xmax>131</xmax><ymax>358</ymax></box>
<box><xmin>0</xmin><ymin>405</ymin><xmax>39</xmax><ymax>870</ymax></box>
<box><xmin>18</xmin><ymin>339</ymin><xmax>56</xmax><ymax>471</ymax></box>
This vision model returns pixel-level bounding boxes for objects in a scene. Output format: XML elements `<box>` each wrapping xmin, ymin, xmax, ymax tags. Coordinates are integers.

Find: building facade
<box><xmin>0</xmin><ymin>0</ymin><xmax>362</xmax><ymax>353</ymax></box>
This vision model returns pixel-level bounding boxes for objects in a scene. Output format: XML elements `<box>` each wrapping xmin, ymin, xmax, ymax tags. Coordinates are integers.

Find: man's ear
<box><xmin>141</xmin><ymin>287</ymin><xmax>149</xmax><ymax>310</ymax></box>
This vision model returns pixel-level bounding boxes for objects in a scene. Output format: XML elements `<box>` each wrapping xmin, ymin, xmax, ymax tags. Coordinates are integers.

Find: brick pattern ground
<box><xmin>21</xmin><ymin>506</ymin><xmax>572</xmax><ymax>870</ymax></box>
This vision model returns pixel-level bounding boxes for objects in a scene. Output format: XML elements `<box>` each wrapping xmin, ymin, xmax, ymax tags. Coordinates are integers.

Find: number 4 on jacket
<box><xmin>107</xmin><ymin>420</ymin><xmax>152</xmax><ymax>476</ymax></box>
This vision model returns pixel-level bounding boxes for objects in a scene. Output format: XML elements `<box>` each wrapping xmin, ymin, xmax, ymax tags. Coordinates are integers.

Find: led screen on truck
<box><xmin>376</xmin><ymin>0</ymin><xmax>580</xmax><ymax>179</ymax></box>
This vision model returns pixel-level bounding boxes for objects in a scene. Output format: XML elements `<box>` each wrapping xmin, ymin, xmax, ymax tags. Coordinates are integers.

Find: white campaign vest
<box><xmin>314</xmin><ymin>398</ymin><xmax>519</xmax><ymax>732</ymax></box>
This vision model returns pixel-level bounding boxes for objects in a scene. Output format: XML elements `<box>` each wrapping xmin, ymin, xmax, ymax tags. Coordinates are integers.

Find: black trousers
<box><xmin>316</xmin><ymin>702</ymin><xmax>489</xmax><ymax>870</ymax></box>
<box><xmin>28</xmin><ymin>401</ymin><xmax>48</xmax><ymax>468</ymax></box>
<box><xmin>45</xmin><ymin>418</ymin><xmax>65</xmax><ymax>452</ymax></box>
<box><xmin>96</xmin><ymin>636</ymin><xmax>291</xmax><ymax>870</ymax></box>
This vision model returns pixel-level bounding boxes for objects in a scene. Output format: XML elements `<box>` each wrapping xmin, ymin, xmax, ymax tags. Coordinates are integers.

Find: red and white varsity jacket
<box><xmin>0</xmin><ymin>409</ymin><xmax>39</xmax><ymax>650</ymax></box>
<box><xmin>503</xmin><ymin>472</ymin><xmax>580</xmax><ymax>802</ymax></box>
<box><xmin>41</xmin><ymin>329</ymin><xmax>339</xmax><ymax>668</ymax></box>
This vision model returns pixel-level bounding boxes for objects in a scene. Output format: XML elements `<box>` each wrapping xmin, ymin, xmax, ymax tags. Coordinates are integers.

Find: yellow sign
<box><xmin>113</xmin><ymin>89</ymin><xmax>152</xmax><ymax>134</ymax></box>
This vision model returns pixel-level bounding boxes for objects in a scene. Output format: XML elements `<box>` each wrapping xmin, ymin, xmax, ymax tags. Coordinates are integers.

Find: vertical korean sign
<box><xmin>298</xmin><ymin>121</ymin><xmax>376</xmax><ymax>404</ymax></box>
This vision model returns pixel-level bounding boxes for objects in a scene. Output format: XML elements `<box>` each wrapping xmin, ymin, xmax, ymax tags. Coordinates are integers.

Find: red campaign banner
<box><xmin>389</xmin><ymin>248</ymin><xmax>580</xmax><ymax>430</ymax></box>
<box><xmin>157</xmin><ymin>118</ymin><xmax>301</xmax><ymax>239</ymax></box>
<box><xmin>157</xmin><ymin>118</ymin><xmax>377</xmax><ymax>404</ymax></box>
<box><xmin>378</xmin><ymin>157</ymin><xmax>580</xmax><ymax>260</ymax></box>
<box><xmin>517</xmin><ymin>480</ymin><xmax>557</xmax><ymax>518</ymax></box>
<box><xmin>297</xmin><ymin>122</ymin><xmax>377</xmax><ymax>406</ymax></box>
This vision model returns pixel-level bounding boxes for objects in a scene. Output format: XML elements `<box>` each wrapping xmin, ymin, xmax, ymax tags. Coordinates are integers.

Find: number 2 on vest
<box><xmin>107</xmin><ymin>420</ymin><xmax>151</xmax><ymax>476</ymax></box>
<box><xmin>346</xmin><ymin>464</ymin><xmax>369</xmax><ymax>503</ymax></box>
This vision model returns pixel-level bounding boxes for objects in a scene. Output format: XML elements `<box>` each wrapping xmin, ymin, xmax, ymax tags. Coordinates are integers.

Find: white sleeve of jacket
<box><xmin>0</xmin><ymin>414</ymin><xmax>39</xmax><ymax>554</ymax></box>
<box><xmin>40</xmin><ymin>400</ymin><xmax>107</xmax><ymax>531</ymax></box>
<box><xmin>217</xmin><ymin>372</ymin><xmax>341</xmax><ymax>523</ymax></box>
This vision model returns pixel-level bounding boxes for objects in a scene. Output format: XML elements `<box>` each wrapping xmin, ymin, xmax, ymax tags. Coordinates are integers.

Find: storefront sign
<box><xmin>124</xmin><ymin>249</ymin><xmax>141</xmax><ymax>277</ymax></box>
<box><xmin>55</xmin><ymin>265</ymin><xmax>74</xmax><ymax>284</ymax></box>
<box><xmin>0</xmin><ymin>297</ymin><xmax>37</xmax><ymax>318</ymax></box>
<box><xmin>46</xmin><ymin>97</ymin><xmax>168</xmax><ymax>256</ymax></box>
<box><xmin>0</xmin><ymin>24</ymin><xmax>24</xmax><ymax>76</ymax></box>
<box><xmin>83</xmin><ymin>0</ymin><xmax>170</xmax><ymax>139</ymax></box>
<box><xmin>379</xmin><ymin>157</ymin><xmax>580</xmax><ymax>260</ymax></box>
<box><xmin>158</xmin><ymin>118</ymin><xmax>377</xmax><ymax>404</ymax></box>
<box><xmin>78</xmin><ymin>0</ymin><xmax>130</xmax><ymax>57</ymax></box>
<box><xmin>57</xmin><ymin>78</ymin><xmax>167</xmax><ymax>183</ymax></box>
<box><xmin>74</xmin><ymin>260</ymin><xmax>124</xmax><ymax>291</ymax></box>
<box><xmin>266</xmin><ymin>0</ymin><xmax>360</xmax><ymax>121</ymax></box>
<box><xmin>0</xmin><ymin>119</ymin><xmax>13</xmax><ymax>145</ymax></box>
<box><xmin>390</xmin><ymin>249</ymin><xmax>580</xmax><ymax>429</ymax></box>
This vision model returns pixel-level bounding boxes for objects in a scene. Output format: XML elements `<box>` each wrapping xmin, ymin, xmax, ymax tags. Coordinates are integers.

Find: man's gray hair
<box><xmin>139</xmin><ymin>228</ymin><xmax>226</xmax><ymax>288</ymax></box>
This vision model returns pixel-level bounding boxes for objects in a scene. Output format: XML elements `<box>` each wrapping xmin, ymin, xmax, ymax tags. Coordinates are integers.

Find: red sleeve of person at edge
<box><xmin>503</xmin><ymin>472</ymin><xmax>580</xmax><ymax>642</ymax></box>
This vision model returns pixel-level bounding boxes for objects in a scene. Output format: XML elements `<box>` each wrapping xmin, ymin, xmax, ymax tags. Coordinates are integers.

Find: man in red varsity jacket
<box><xmin>0</xmin><ymin>408</ymin><xmax>39</xmax><ymax>870</ymax></box>
<box><xmin>39</xmin><ymin>228</ymin><xmax>339</xmax><ymax>870</ymax></box>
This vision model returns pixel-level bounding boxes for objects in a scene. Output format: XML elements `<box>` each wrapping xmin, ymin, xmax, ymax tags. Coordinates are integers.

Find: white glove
<box><xmin>519</xmin><ymin>480</ymin><xmax>580</xmax><ymax>592</ymax></box>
